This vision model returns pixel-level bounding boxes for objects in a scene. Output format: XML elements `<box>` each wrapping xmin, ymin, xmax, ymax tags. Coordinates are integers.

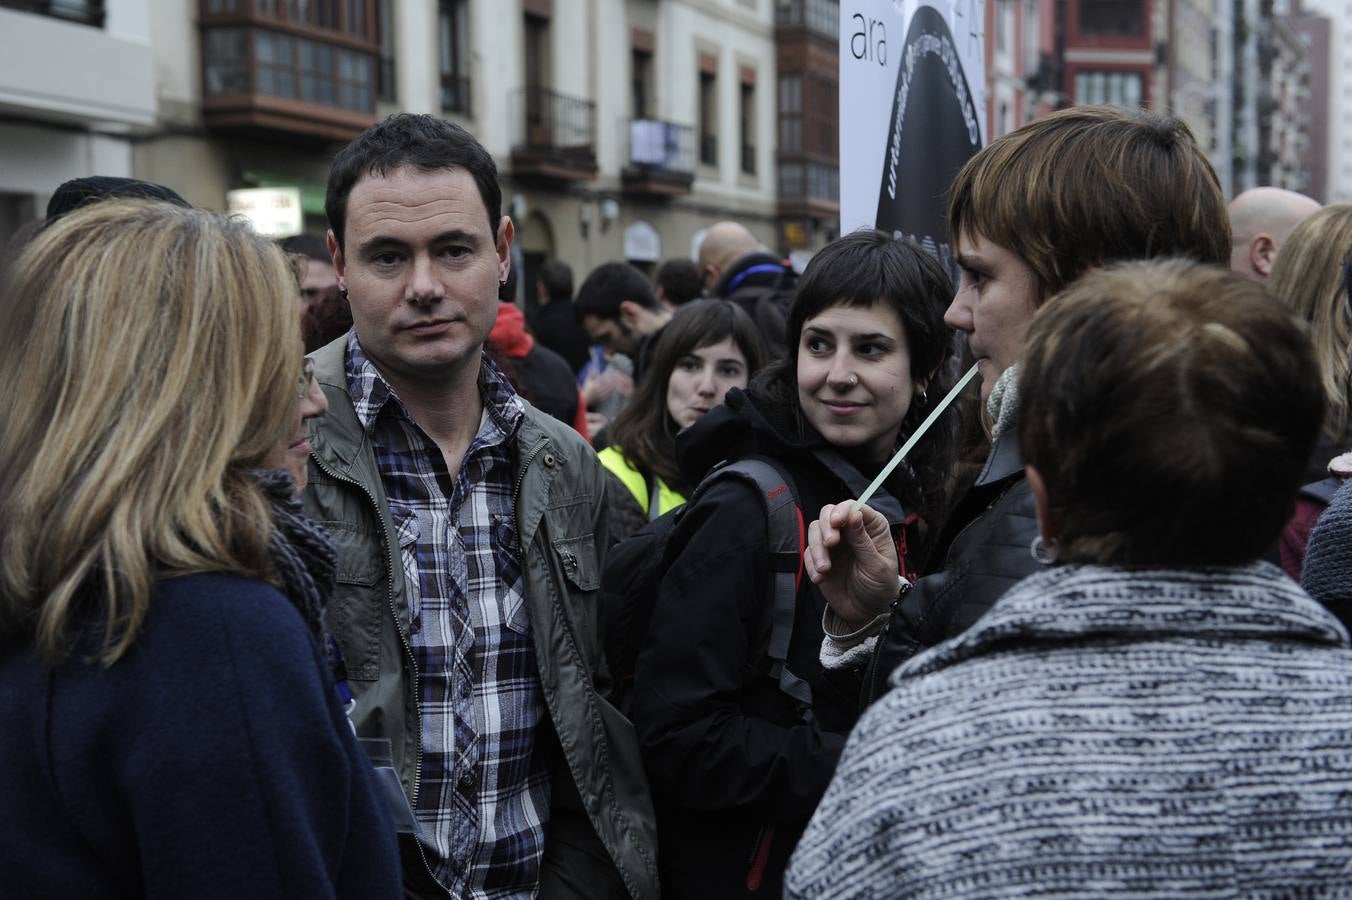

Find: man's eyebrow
<box><xmin>355</xmin><ymin>229</ymin><xmax>482</xmax><ymax>256</ymax></box>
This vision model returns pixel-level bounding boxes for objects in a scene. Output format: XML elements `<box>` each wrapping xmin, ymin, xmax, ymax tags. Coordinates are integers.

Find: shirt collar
<box><xmin>344</xmin><ymin>331</ymin><xmax>525</xmax><ymax>441</ymax></box>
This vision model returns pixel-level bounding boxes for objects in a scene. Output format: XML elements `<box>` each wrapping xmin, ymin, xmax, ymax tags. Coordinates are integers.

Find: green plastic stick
<box><xmin>852</xmin><ymin>362</ymin><xmax>981</xmax><ymax>513</ymax></box>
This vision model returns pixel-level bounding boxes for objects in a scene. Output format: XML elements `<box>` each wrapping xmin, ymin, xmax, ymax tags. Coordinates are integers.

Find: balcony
<box><xmin>199</xmin><ymin>0</ymin><xmax>378</xmax><ymax>143</ymax></box>
<box><xmin>0</xmin><ymin>3</ymin><xmax>153</xmax><ymax>126</ymax></box>
<box><xmin>510</xmin><ymin>86</ymin><xmax>597</xmax><ymax>182</ymax></box>
<box><xmin>621</xmin><ymin>119</ymin><xmax>694</xmax><ymax>197</ymax></box>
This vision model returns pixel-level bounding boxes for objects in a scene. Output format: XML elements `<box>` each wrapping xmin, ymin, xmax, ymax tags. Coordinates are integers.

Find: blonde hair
<box><xmin>1268</xmin><ymin>203</ymin><xmax>1352</xmax><ymax>440</ymax></box>
<box><xmin>0</xmin><ymin>200</ymin><xmax>301</xmax><ymax>664</ymax></box>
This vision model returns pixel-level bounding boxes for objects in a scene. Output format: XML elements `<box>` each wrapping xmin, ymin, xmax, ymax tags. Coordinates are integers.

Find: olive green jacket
<box><xmin>302</xmin><ymin>336</ymin><xmax>659</xmax><ymax>899</ymax></box>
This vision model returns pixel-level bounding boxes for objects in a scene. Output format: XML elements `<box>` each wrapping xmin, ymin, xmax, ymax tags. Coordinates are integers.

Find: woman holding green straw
<box><xmin>626</xmin><ymin>229</ymin><xmax>957</xmax><ymax>899</ymax></box>
<box><xmin>805</xmin><ymin>105</ymin><xmax>1234</xmax><ymax>705</ymax></box>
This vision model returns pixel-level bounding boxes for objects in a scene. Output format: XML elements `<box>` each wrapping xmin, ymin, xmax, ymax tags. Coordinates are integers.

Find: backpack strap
<box><xmin>702</xmin><ymin>457</ymin><xmax>813</xmax><ymax>707</ymax></box>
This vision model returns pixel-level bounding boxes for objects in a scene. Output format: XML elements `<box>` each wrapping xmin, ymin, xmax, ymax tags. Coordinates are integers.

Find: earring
<box><xmin>917</xmin><ymin>388</ymin><xmax>928</xmax><ymax>407</ymax></box>
<box><xmin>847</xmin><ymin>374</ymin><xmax>859</xmax><ymax>387</ymax></box>
<box><xmin>1030</xmin><ymin>535</ymin><xmax>1057</xmax><ymax>565</ymax></box>
<box><xmin>339</xmin><ymin>287</ymin><xmax>348</xmax><ymax>302</ymax></box>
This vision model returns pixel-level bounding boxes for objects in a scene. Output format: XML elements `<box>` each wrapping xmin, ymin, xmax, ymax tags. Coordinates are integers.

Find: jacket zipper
<box><xmin>512</xmin><ymin>437</ymin><xmax>548</xmax><ymax>507</ymax></box>
<box><xmin>311</xmin><ymin>452</ymin><xmax>443</xmax><ymax>890</ymax></box>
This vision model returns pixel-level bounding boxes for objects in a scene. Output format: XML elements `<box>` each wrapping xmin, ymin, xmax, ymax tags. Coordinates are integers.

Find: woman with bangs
<box><xmin>627</xmin><ymin>229</ymin><xmax>956</xmax><ymax>898</ymax></box>
<box><xmin>598</xmin><ymin>298</ymin><xmax>765</xmax><ymax>543</ymax></box>
<box><xmin>0</xmin><ymin>200</ymin><xmax>399</xmax><ymax>898</ymax></box>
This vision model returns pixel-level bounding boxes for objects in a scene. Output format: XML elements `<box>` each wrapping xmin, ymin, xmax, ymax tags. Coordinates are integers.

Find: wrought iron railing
<box><xmin>514</xmin><ymin>86</ymin><xmax>596</xmax><ymax>156</ymax></box>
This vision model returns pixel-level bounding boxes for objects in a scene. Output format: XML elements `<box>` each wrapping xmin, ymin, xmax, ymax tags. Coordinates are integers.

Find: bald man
<box><xmin>1229</xmin><ymin>187</ymin><xmax>1322</xmax><ymax>282</ymax></box>
<box><xmin>698</xmin><ymin>220</ymin><xmax>796</xmax><ymax>359</ymax></box>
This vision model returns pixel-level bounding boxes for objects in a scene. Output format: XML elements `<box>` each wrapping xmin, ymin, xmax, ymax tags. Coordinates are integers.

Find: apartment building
<box><xmin>1</xmin><ymin>1</ymin><xmax>783</xmax><ymax>293</ymax></box>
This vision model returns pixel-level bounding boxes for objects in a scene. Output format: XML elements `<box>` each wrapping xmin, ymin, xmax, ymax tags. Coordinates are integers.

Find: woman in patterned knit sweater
<box><xmin>787</xmin><ymin>260</ymin><xmax>1352</xmax><ymax>897</ymax></box>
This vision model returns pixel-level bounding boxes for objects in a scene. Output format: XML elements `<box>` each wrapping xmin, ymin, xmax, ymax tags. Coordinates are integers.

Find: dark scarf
<box><xmin>250</xmin><ymin>469</ymin><xmax>346</xmax><ymax>684</ymax></box>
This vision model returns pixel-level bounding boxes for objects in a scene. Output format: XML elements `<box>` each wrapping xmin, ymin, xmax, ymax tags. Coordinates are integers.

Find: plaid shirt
<box><xmin>346</xmin><ymin>334</ymin><xmax>550</xmax><ymax>898</ymax></box>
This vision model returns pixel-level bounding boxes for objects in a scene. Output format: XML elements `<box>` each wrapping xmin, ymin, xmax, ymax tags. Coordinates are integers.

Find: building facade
<box><xmin>1</xmin><ymin>0</ymin><xmax>784</xmax><ymax>295</ymax></box>
<box><xmin>1298</xmin><ymin>0</ymin><xmax>1351</xmax><ymax>201</ymax></box>
<box><xmin>0</xmin><ymin>1</ymin><xmax>157</xmax><ymax>244</ymax></box>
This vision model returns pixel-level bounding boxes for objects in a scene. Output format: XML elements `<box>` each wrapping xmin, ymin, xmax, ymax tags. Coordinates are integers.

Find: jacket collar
<box><xmin>309</xmin><ymin>331</ymin><xmax>560</xmax><ymax>494</ymax></box>
<box><xmin>898</xmin><ymin>562</ymin><xmax>1350</xmax><ymax>685</ymax></box>
<box><xmin>975</xmin><ymin>424</ymin><xmax>1024</xmax><ymax>487</ymax></box>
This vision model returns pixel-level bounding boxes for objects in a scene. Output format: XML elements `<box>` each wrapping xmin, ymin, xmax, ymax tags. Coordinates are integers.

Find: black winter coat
<box><xmin>629</xmin><ymin>388</ymin><xmax>923</xmax><ymax>899</ymax></box>
<box><xmin>865</xmin><ymin>420</ymin><xmax>1039</xmax><ymax>703</ymax></box>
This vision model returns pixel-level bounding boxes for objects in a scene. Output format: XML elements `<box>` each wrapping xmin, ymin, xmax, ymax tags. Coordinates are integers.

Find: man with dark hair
<box><xmin>698</xmin><ymin>221</ymin><xmax>796</xmax><ymax>358</ymax></box>
<box><xmin>654</xmin><ymin>257</ymin><xmax>703</xmax><ymax>306</ymax></box>
<box><xmin>303</xmin><ymin>114</ymin><xmax>658</xmax><ymax>900</ymax></box>
<box><xmin>530</xmin><ymin>258</ymin><xmax>591</xmax><ymax>373</ymax></box>
<box><xmin>573</xmin><ymin>260</ymin><xmax>672</xmax><ymax>384</ymax></box>
<box><xmin>280</xmin><ymin>232</ymin><xmax>350</xmax><ymax>352</ymax></box>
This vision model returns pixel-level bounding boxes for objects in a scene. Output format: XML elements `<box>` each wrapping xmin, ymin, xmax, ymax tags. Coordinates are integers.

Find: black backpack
<box><xmin>600</xmin><ymin>456</ymin><xmax>812</xmax><ymax>715</ymax></box>
<box><xmin>727</xmin><ymin>268</ymin><xmax>796</xmax><ymax>361</ymax></box>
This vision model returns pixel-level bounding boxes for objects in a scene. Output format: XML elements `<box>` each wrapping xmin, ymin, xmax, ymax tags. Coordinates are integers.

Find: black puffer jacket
<box><xmin>865</xmin><ymin>420</ymin><xmax>1039</xmax><ymax>703</ymax></box>
<box><xmin>629</xmin><ymin>387</ymin><xmax>923</xmax><ymax>899</ymax></box>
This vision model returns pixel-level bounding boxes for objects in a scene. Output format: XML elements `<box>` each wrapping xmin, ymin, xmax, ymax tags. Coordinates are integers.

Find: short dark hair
<box><xmin>656</xmin><ymin>258</ymin><xmax>704</xmax><ymax>305</ymax></box>
<box><xmin>573</xmin><ymin>261</ymin><xmax>658</xmax><ymax>322</ymax></box>
<box><xmin>1019</xmin><ymin>260</ymin><xmax>1324</xmax><ymax>566</ymax></box>
<box><xmin>607</xmin><ymin>299</ymin><xmax>765</xmax><ymax>493</ymax></box>
<box><xmin>948</xmin><ymin>106</ymin><xmax>1230</xmax><ymax>302</ymax></box>
<box><xmin>538</xmin><ymin>259</ymin><xmax>573</xmax><ymax>301</ymax></box>
<box><xmin>325</xmin><ymin>113</ymin><xmax>501</xmax><ymax>252</ymax></box>
<box><xmin>279</xmin><ymin>233</ymin><xmax>331</xmax><ymax>264</ymax></box>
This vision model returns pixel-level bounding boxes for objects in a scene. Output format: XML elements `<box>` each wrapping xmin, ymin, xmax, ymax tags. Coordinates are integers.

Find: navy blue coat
<box><xmin>0</xmin><ymin>573</ymin><xmax>401</xmax><ymax>899</ymax></box>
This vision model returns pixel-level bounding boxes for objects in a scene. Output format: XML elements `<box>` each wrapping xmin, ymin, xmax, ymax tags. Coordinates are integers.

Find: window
<box><xmin>439</xmin><ymin>0</ymin><xmax>470</xmax><ymax>113</ymax></box>
<box><xmin>1078</xmin><ymin>0</ymin><xmax>1144</xmax><ymax>37</ymax></box>
<box><xmin>740</xmin><ymin>80</ymin><xmax>757</xmax><ymax>175</ymax></box>
<box><xmin>524</xmin><ymin>12</ymin><xmax>550</xmax><ymax>90</ymax></box>
<box><xmin>699</xmin><ymin>70</ymin><xmax>718</xmax><ymax>166</ymax></box>
<box><xmin>1074</xmin><ymin>70</ymin><xmax>1143</xmax><ymax>108</ymax></box>
<box><xmin>375</xmin><ymin>0</ymin><xmax>396</xmax><ymax>103</ymax></box>
<box><xmin>779</xmin><ymin>75</ymin><xmax>802</xmax><ymax>153</ymax></box>
<box><xmin>0</xmin><ymin>0</ymin><xmax>105</xmax><ymax>27</ymax></box>
<box><xmin>632</xmin><ymin>48</ymin><xmax>653</xmax><ymax>120</ymax></box>
<box><xmin>203</xmin><ymin>28</ymin><xmax>249</xmax><ymax>96</ymax></box>
<box><xmin>255</xmin><ymin>30</ymin><xmax>297</xmax><ymax>98</ymax></box>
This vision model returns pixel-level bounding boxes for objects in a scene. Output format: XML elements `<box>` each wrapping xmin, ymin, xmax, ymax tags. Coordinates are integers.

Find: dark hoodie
<box><xmin>628</xmin><ymin>384</ymin><xmax>923</xmax><ymax>900</ymax></box>
<box><xmin>712</xmin><ymin>252</ymin><xmax>797</xmax><ymax>361</ymax></box>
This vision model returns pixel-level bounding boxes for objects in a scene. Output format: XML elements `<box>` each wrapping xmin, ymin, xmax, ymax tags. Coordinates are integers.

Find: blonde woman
<box><xmin>1269</xmin><ymin>203</ymin><xmax>1352</xmax><ymax>480</ymax></box>
<box><xmin>1267</xmin><ymin>203</ymin><xmax>1352</xmax><ymax>577</ymax></box>
<box><xmin>0</xmin><ymin>201</ymin><xmax>400</xmax><ymax>898</ymax></box>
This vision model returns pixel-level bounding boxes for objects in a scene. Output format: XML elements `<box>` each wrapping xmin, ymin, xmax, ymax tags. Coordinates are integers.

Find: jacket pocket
<box><xmin>552</xmin><ymin>533</ymin><xmax>600</xmax><ymax>592</ymax></box>
<box><xmin>321</xmin><ymin>521</ymin><xmax>385</xmax><ymax>681</ymax></box>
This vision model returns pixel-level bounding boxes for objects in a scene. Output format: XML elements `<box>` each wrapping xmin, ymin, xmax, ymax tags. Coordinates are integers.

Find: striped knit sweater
<box><xmin>786</xmin><ymin>563</ymin><xmax>1352</xmax><ymax>898</ymax></box>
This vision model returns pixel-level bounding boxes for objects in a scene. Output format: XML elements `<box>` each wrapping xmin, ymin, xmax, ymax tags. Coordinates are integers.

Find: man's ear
<box><xmin>618</xmin><ymin>300</ymin><xmax>642</xmax><ymax>328</ymax></box>
<box><xmin>496</xmin><ymin>216</ymin><xmax>516</xmax><ymax>283</ymax></box>
<box><xmin>1025</xmin><ymin>465</ymin><xmax>1057</xmax><ymax>546</ymax></box>
<box><xmin>327</xmin><ymin>229</ymin><xmax>346</xmax><ymax>287</ymax></box>
<box><xmin>1251</xmin><ymin>233</ymin><xmax>1277</xmax><ymax>277</ymax></box>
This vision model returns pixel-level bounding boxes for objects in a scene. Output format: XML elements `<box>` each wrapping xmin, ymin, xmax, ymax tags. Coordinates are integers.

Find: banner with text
<box><xmin>840</xmin><ymin>0</ymin><xmax>986</xmax><ymax>277</ymax></box>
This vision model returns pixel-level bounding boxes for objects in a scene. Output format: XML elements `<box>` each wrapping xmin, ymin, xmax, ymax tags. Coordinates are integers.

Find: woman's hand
<box><xmin>805</xmin><ymin>501</ymin><xmax>900</xmax><ymax>628</ymax></box>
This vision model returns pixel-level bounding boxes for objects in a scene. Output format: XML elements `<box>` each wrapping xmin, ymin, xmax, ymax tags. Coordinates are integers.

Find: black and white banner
<box><xmin>840</xmin><ymin>0</ymin><xmax>986</xmax><ymax>276</ymax></box>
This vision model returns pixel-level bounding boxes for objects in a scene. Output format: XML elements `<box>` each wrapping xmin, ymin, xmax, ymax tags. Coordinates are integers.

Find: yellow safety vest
<box><xmin>598</xmin><ymin>446</ymin><xmax>686</xmax><ymax>519</ymax></box>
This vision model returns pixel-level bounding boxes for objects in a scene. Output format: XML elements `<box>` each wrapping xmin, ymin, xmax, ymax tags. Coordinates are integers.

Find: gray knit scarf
<box><xmin>249</xmin><ymin>469</ymin><xmax>344</xmax><ymax>680</ymax></box>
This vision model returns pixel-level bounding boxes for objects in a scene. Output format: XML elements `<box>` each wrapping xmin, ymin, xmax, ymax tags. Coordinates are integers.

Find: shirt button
<box><xmin>459</xmin><ymin>681</ymin><xmax>471</xmax><ymax>699</ymax></box>
<box><xmin>460</xmin><ymin>769</ymin><xmax>475</xmax><ymax>787</ymax></box>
